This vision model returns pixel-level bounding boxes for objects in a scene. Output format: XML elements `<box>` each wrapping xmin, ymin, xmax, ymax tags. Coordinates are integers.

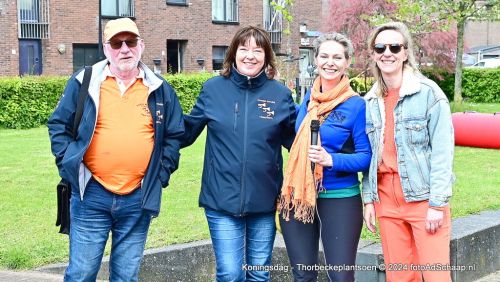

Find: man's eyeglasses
<box><xmin>105</xmin><ymin>38</ymin><xmax>140</xmax><ymax>50</ymax></box>
<box><xmin>373</xmin><ymin>43</ymin><xmax>406</xmax><ymax>54</ymax></box>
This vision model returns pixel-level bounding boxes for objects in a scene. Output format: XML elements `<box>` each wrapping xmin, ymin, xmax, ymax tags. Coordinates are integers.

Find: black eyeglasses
<box><xmin>106</xmin><ymin>38</ymin><xmax>140</xmax><ymax>50</ymax></box>
<box><xmin>373</xmin><ymin>43</ymin><xmax>406</xmax><ymax>54</ymax></box>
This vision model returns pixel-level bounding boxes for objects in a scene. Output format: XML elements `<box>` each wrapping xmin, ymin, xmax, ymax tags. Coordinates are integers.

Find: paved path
<box><xmin>474</xmin><ymin>269</ymin><xmax>500</xmax><ymax>282</ymax></box>
<box><xmin>0</xmin><ymin>270</ymin><xmax>63</xmax><ymax>282</ymax></box>
<box><xmin>1</xmin><ymin>269</ymin><xmax>498</xmax><ymax>281</ymax></box>
<box><xmin>0</xmin><ymin>270</ymin><xmax>107</xmax><ymax>282</ymax></box>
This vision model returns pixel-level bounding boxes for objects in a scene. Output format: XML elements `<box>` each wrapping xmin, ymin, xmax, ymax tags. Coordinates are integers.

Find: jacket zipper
<box><xmin>394</xmin><ymin>98</ymin><xmax>426</xmax><ymax>198</ymax></box>
<box><xmin>392</xmin><ymin>99</ymin><xmax>402</xmax><ymax>207</ymax></box>
<box><xmin>239</xmin><ymin>85</ymin><xmax>250</xmax><ymax>215</ymax></box>
<box><xmin>373</xmin><ymin>99</ymin><xmax>382</xmax><ymax>203</ymax></box>
<box><xmin>76</xmin><ymin>95</ymin><xmax>98</xmax><ymax>200</ymax></box>
<box><xmin>233</xmin><ymin>102</ymin><xmax>239</xmax><ymax>132</ymax></box>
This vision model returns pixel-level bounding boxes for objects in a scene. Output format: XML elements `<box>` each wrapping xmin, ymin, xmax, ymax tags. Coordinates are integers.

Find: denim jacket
<box><xmin>362</xmin><ymin>70</ymin><xmax>454</xmax><ymax>207</ymax></box>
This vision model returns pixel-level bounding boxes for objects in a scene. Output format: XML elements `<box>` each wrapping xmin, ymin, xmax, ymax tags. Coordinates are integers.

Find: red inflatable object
<box><xmin>452</xmin><ymin>112</ymin><xmax>500</xmax><ymax>149</ymax></box>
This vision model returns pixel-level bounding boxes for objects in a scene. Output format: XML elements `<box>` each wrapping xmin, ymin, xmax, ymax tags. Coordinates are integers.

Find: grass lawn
<box><xmin>0</xmin><ymin>102</ymin><xmax>499</xmax><ymax>269</ymax></box>
<box><xmin>0</xmin><ymin>127</ymin><xmax>209</xmax><ymax>269</ymax></box>
<box><xmin>450</xmin><ymin>101</ymin><xmax>500</xmax><ymax>113</ymax></box>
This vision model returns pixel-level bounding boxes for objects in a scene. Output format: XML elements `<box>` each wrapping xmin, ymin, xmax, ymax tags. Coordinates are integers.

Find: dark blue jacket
<box><xmin>297</xmin><ymin>90</ymin><xmax>371</xmax><ymax>190</ymax></box>
<box><xmin>48</xmin><ymin>60</ymin><xmax>184</xmax><ymax>216</ymax></box>
<box><xmin>182</xmin><ymin>68</ymin><xmax>296</xmax><ymax>216</ymax></box>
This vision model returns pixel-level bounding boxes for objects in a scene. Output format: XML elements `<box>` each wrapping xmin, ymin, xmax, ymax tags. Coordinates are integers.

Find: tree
<box><xmin>387</xmin><ymin>0</ymin><xmax>500</xmax><ymax>103</ymax></box>
<box><xmin>270</xmin><ymin>0</ymin><xmax>294</xmax><ymax>35</ymax></box>
<box><xmin>324</xmin><ymin>0</ymin><xmax>396</xmax><ymax>74</ymax></box>
<box><xmin>324</xmin><ymin>0</ymin><xmax>457</xmax><ymax>83</ymax></box>
<box><xmin>322</xmin><ymin>0</ymin><xmax>399</xmax><ymax>93</ymax></box>
<box><xmin>416</xmin><ymin>30</ymin><xmax>457</xmax><ymax>73</ymax></box>
<box><xmin>270</xmin><ymin>0</ymin><xmax>296</xmax><ymax>88</ymax></box>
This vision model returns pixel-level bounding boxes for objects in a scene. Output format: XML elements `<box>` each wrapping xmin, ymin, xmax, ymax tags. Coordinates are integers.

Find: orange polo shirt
<box><xmin>83</xmin><ymin>76</ymin><xmax>154</xmax><ymax>194</ymax></box>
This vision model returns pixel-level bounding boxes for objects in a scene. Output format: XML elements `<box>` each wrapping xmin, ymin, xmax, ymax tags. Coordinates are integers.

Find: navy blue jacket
<box><xmin>182</xmin><ymin>68</ymin><xmax>296</xmax><ymax>216</ymax></box>
<box><xmin>297</xmin><ymin>90</ymin><xmax>371</xmax><ymax>190</ymax></box>
<box><xmin>48</xmin><ymin>60</ymin><xmax>184</xmax><ymax>216</ymax></box>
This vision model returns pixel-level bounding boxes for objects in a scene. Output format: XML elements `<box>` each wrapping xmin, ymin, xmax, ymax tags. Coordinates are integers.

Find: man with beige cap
<box><xmin>48</xmin><ymin>17</ymin><xmax>184</xmax><ymax>281</ymax></box>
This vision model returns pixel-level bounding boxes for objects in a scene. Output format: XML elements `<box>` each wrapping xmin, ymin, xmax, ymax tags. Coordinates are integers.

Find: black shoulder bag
<box><xmin>56</xmin><ymin>66</ymin><xmax>92</xmax><ymax>235</ymax></box>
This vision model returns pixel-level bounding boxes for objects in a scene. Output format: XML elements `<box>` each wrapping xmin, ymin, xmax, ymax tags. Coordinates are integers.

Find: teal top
<box><xmin>317</xmin><ymin>184</ymin><xmax>360</xmax><ymax>199</ymax></box>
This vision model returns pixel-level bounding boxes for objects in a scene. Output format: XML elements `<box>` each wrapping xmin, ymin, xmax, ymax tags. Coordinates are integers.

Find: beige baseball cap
<box><xmin>103</xmin><ymin>18</ymin><xmax>140</xmax><ymax>42</ymax></box>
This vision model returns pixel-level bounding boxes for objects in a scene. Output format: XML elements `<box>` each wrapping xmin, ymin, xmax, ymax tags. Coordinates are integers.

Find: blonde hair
<box><xmin>367</xmin><ymin>22</ymin><xmax>421</xmax><ymax>96</ymax></box>
<box><xmin>313</xmin><ymin>32</ymin><xmax>354</xmax><ymax>60</ymax></box>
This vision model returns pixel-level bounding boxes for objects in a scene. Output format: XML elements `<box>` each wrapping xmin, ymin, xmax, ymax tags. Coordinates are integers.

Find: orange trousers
<box><xmin>374</xmin><ymin>173</ymin><xmax>451</xmax><ymax>282</ymax></box>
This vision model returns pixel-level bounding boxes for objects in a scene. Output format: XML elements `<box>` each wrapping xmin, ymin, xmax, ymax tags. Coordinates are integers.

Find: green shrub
<box><xmin>421</xmin><ymin>68</ymin><xmax>455</xmax><ymax>100</ymax></box>
<box><xmin>0</xmin><ymin>72</ymin><xmax>215</xmax><ymax>129</ymax></box>
<box><xmin>164</xmin><ymin>72</ymin><xmax>215</xmax><ymax>113</ymax></box>
<box><xmin>4</xmin><ymin>68</ymin><xmax>495</xmax><ymax>129</ymax></box>
<box><xmin>422</xmin><ymin>67</ymin><xmax>500</xmax><ymax>103</ymax></box>
<box><xmin>0</xmin><ymin>76</ymin><xmax>68</xmax><ymax>129</ymax></box>
<box><xmin>462</xmin><ymin>68</ymin><xmax>500</xmax><ymax>103</ymax></box>
<box><xmin>350</xmin><ymin>77</ymin><xmax>374</xmax><ymax>95</ymax></box>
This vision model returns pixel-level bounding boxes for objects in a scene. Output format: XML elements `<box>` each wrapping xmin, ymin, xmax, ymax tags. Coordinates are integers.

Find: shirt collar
<box><xmin>102</xmin><ymin>64</ymin><xmax>145</xmax><ymax>81</ymax></box>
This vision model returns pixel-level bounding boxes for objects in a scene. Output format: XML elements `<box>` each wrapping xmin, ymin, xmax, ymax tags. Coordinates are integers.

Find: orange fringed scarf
<box><xmin>278</xmin><ymin>76</ymin><xmax>357</xmax><ymax>223</ymax></box>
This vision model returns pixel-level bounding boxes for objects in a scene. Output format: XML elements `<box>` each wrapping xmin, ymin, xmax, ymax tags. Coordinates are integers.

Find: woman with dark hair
<box><xmin>363</xmin><ymin>22</ymin><xmax>454</xmax><ymax>282</ymax></box>
<box><xmin>181</xmin><ymin>26</ymin><xmax>296</xmax><ymax>281</ymax></box>
<box><xmin>278</xmin><ymin>33</ymin><xmax>371</xmax><ymax>282</ymax></box>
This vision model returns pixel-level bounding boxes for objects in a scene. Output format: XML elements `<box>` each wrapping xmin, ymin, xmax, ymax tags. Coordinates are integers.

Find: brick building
<box><xmin>2</xmin><ymin>1</ymin><xmax>497</xmax><ymax>77</ymax></box>
<box><xmin>464</xmin><ymin>21</ymin><xmax>500</xmax><ymax>61</ymax></box>
<box><xmin>0</xmin><ymin>0</ymin><xmax>328</xmax><ymax>77</ymax></box>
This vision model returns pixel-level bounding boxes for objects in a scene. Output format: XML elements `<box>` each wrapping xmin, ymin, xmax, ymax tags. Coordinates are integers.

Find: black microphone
<box><xmin>310</xmin><ymin>120</ymin><xmax>320</xmax><ymax>172</ymax></box>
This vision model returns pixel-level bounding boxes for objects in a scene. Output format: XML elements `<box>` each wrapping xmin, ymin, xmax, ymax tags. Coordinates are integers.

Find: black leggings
<box><xmin>279</xmin><ymin>195</ymin><xmax>363</xmax><ymax>282</ymax></box>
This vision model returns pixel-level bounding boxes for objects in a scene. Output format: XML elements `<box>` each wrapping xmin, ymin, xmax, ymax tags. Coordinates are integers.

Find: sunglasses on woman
<box><xmin>373</xmin><ymin>43</ymin><xmax>406</xmax><ymax>54</ymax></box>
<box><xmin>106</xmin><ymin>38</ymin><xmax>140</xmax><ymax>50</ymax></box>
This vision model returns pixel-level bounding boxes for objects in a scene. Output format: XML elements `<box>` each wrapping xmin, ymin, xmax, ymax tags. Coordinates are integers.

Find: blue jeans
<box><xmin>205</xmin><ymin>209</ymin><xmax>276</xmax><ymax>282</ymax></box>
<box><xmin>65</xmin><ymin>178</ymin><xmax>152</xmax><ymax>282</ymax></box>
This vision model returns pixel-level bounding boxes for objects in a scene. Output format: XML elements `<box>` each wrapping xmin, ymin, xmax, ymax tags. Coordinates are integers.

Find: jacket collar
<box><xmin>138</xmin><ymin>61</ymin><xmax>163</xmax><ymax>92</ymax></box>
<box><xmin>365</xmin><ymin>69</ymin><xmax>422</xmax><ymax>100</ymax></box>
<box><xmin>75</xmin><ymin>59</ymin><xmax>164</xmax><ymax>114</ymax></box>
<box><xmin>76</xmin><ymin>60</ymin><xmax>163</xmax><ymax>93</ymax></box>
<box><xmin>229</xmin><ymin>65</ymin><xmax>268</xmax><ymax>89</ymax></box>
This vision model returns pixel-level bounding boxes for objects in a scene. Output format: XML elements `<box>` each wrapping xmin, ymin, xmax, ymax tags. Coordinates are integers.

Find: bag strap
<box><xmin>72</xmin><ymin>66</ymin><xmax>92</xmax><ymax>138</ymax></box>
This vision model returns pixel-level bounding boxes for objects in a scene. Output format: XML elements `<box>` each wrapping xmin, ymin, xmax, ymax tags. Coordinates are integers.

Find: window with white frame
<box><xmin>212</xmin><ymin>0</ymin><xmax>238</xmax><ymax>23</ymax></box>
<box><xmin>101</xmin><ymin>0</ymin><xmax>135</xmax><ymax>17</ymax></box>
<box><xmin>212</xmin><ymin>46</ymin><xmax>228</xmax><ymax>71</ymax></box>
<box><xmin>18</xmin><ymin>0</ymin><xmax>50</xmax><ymax>39</ymax></box>
<box><xmin>19</xmin><ymin>0</ymin><xmax>39</xmax><ymax>23</ymax></box>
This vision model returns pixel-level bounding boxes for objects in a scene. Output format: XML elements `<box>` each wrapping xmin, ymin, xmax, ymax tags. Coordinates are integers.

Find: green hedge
<box><xmin>164</xmin><ymin>72</ymin><xmax>215</xmax><ymax>113</ymax></box>
<box><xmin>350</xmin><ymin>77</ymin><xmax>374</xmax><ymax>95</ymax></box>
<box><xmin>422</xmin><ymin>68</ymin><xmax>500</xmax><ymax>103</ymax></box>
<box><xmin>2</xmin><ymin>69</ymin><xmax>497</xmax><ymax>129</ymax></box>
<box><xmin>350</xmin><ymin>68</ymin><xmax>499</xmax><ymax>102</ymax></box>
<box><xmin>0</xmin><ymin>72</ymin><xmax>215</xmax><ymax>129</ymax></box>
<box><xmin>421</xmin><ymin>68</ymin><xmax>455</xmax><ymax>100</ymax></box>
<box><xmin>0</xmin><ymin>76</ymin><xmax>68</xmax><ymax>129</ymax></box>
<box><xmin>461</xmin><ymin>68</ymin><xmax>500</xmax><ymax>103</ymax></box>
